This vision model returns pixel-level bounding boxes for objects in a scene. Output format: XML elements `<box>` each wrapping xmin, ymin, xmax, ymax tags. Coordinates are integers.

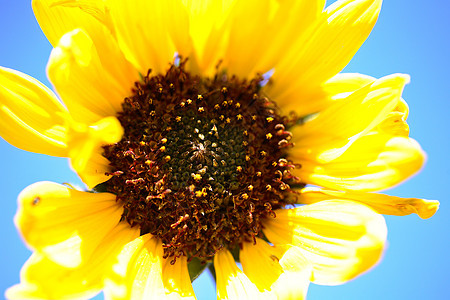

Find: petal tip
<box><xmin>417</xmin><ymin>199</ymin><xmax>440</xmax><ymax>219</ymax></box>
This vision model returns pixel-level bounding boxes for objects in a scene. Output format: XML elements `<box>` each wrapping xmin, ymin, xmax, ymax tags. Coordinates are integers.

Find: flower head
<box><xmin>1</xmin><ymin>0</ymin><xmax>439</xmax><ymax>299</ymax></box>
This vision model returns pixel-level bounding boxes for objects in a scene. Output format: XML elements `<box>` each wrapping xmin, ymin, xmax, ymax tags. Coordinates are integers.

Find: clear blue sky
<box><xmin>0</xmin><ymin>1</ymin><xmax>448</xmax><ymax>299</ymax></box>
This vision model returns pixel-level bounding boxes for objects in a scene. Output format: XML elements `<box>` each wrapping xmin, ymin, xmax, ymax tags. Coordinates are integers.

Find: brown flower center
<box><xmin>101</xmin><ymin>61</ymin><xmax>299</xmax><ymax>262</ymax></box>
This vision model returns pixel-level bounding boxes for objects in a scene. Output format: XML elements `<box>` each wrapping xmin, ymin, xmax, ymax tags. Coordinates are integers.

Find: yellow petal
<box><xmin>244</xmin><ymin>0</ymin><xmax>325</xmax><ymax>77</ymax></box>
<box><xmin>294</xmin><ymin>134</ymin><xmax>425</xmax><ymax>192</ymax></box>
<box><xmin>376</xmin><ymin>97</ymin><xmax>410</xmax><ymax>136</ymax></box>
<box><xmin>67</xmin><ymin>116</ymin><xmax>123</xmax><ymax>188</ymax></box>
<box><xmin>269</xmin><ymin>0</ymin><xmax>382</xmax><ymax>105</ymax></box>
<box><xmin>0</xmin><ymin>67</ymin><xmax>68</xmax><ymax>157</ymax></box>
<box><xmin>190</xmin><ymin>0</ymin><xmax>325</xmax><ymax>78</ymax></box>
<box><xmin>33</xmin><ymin>0</ymin><xmax>112</xmax><ymax>47</ymax></box>
<box><xmin>219</xmin><ymin>0</ymin><xmax>274</xmax><ymax>77</ymax></box>
<box><xmin>5</xmin><ymin>253</ymin><xmax>101</xmax><ymax>300</ymax></box>
<box><xmin>271</xmin><ymin>72</ymin><xmax>377</xmax><ymax>118</ymax></box>
<box><xmin>290</xmin><ymin>74</ymin><xmax>410</xmax><ymax>163</ymax></box>
<box><xmin>320</xmin><ymin>72</ymin><xmax>377</xmax><ymax>101</ymax></box>
<box><xmin>263</xmin><ymin>200</ymin><xmax>387</xmax><ymax>285</ymax></box>
<box><xmin>181</xmin><ymin>0</ymin><xmax>237</xmax><ymax>75</ymax></box>
<box><xmin>7</xmin><ymin>222</ymin><xmax>140</xmax><ymax>300</ymax></box>
<box><xmin>265</xmin><ymin>72</ymin><xmax>376</xmax><ymax>124</ymax></box>
<box><xmin>108</xmin><ymin>0</ymin><xmax>191</xmax><ymax>75</ymax></box>
<box><xmin>49</xmin><ymin>0</ymin><xmax>111</xmax><ymax>25</ymax></box>
<box><xmin>240</xmin><ymin>239</ymin><xmax>284</xmax><ymax>291</ymax></box>
<box><xmin>240</xmin><ymin>238</ymin><xmax>311</xmax><ymax>299</ymax></box>
<box><xmin>104</xmin><ymin>234</ymin><xmax>166</xmax><ymax>300</ymax></box>
<box><xmin>272</xmin><ymin>246</ymin><xmax>312</xmax><ymax>300</ymax></box>
<box><xmin>15</xmin><ymin>181</ymin><xmax>123</xmax><ymax>268</ymax></box>
<box><xmin>38</xmin><ymin>0</ymin><xmax>139</xmax><ymax>122</ymax></box>
<box><xmin>47</xmin><ymin>28</ymin><xmax>137</xmax><ymax>124</ymax></box>
<box><xmin>75</xmin><ymin>150</ymin><xmax>112</xmax><ymax>189</ymax></box>
<box><xmin>162</xmin><ymin>256</ymin><xmax>196</xmax><ymax>300</ymax></box>
<box><xmin>377</xmin><ymin>110</ymin><xmax>409</xmax><ymax>136</ymax></box>
<box><xmin>321</xmin><ymin>73</ymin><xmax>376</xmax><ymax>102</ymax></box>
<box><xmin>298</xmin><ymin>187</ymin><xmax>439</xmax><ymax>219</ymax></box>
<box><xmin>214</xmin><ymin>248</ymin><xmax>273</xmax><ymax>300</ymax></box>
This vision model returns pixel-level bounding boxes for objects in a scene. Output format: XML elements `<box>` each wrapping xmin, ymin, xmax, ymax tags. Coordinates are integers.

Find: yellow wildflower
<box><xmin>1</xmin><ymin>0</ymin><xmax>439</xmax><ymax>299</ymax></box>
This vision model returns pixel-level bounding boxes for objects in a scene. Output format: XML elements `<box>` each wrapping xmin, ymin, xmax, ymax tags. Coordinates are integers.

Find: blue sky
<box><xmin>0</xmin><ymin>1</ymin><xmax>449</xmax><ymax>299</ymax></box>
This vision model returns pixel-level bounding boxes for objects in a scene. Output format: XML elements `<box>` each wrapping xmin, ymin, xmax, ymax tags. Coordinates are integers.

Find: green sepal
<box><xmin>188</xmin><ymin>257</ymin><xmax>208</xmax><ymax>282</ymax></box>
<box><xmin>91</xmin><ymin>181</ymin><xmax>110</xmax><ymax>193</ymax></box>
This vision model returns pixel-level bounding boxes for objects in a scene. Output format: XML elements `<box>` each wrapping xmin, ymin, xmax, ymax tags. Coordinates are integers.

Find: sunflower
<box><xmin>2</xmin><ymin>0</ymin><xmax>439</xmax><ymax>299</ymax></box>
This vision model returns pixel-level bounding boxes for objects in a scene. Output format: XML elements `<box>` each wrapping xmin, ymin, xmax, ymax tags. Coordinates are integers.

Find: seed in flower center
<box><xmin>101</xmin><ymin>60</ymin><xmax>299</xmax><ymax>262</ymax></box>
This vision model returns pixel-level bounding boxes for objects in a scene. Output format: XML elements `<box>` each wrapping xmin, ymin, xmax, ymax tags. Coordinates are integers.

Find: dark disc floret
<box><xmin>102</xmin><ymin>60</ymin><xmax>299</xmax><ymax>262</ymax></box>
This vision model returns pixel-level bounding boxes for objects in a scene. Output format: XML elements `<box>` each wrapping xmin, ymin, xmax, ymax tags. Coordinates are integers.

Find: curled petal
<box><xmin>297</xmin><ymin>187</ymin><xmax>439</xmax><ymax>219</ymax></box>
<box><xmin>376</xmin><ymin>98</ymin><xmax>410</xmax><ymax>136</ymax></box>
<box><xmin>67</xmin><ymin>116</ymin><xmax>123</xmax><ymax>188</ymax></box>
<box><xmin>47</xmin><ymin>28</ymin><xmax>137</xmax><ymax>124</ymax></box>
